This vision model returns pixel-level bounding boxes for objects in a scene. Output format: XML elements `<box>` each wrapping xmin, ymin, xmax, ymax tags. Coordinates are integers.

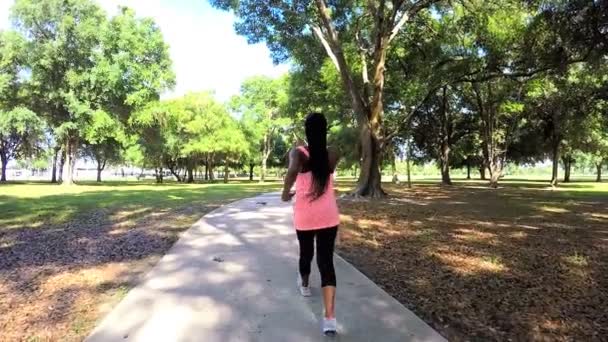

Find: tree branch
<box><xmin>314</xmin><ymin>0</ymin><xmax>340</xmax><ymax>44</ymax></box>
<box><xmin>384</xmin><ymin>87</ymin><xmax>438</xmax><ymax>142</ymax></box>
<box><xmin>311</xmin><ymin>25</ymin><xmax>341</xmax><ymax>71</ymax></box>
<box><xmin>388</xmin><ymin>11</ymin><xmax>409</xmax><ymax>43</ymax></box>
<box><xmin>314</xmin><ymin>0</ymin><xmax>369</xmax><ymax>123</ymax></box>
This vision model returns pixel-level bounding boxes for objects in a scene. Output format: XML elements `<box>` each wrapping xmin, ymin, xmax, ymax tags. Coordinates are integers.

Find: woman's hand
<box><xmin>281</xmin><ymin>191</ymin><xmax>295</xmax><ymax>202</ymax></box>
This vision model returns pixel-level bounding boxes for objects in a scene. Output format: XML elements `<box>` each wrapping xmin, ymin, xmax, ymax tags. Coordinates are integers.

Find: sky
<box><xmin>0</xmin><ymin>0</ymin><xmax>289</xmax><ymax>101</ymax></box>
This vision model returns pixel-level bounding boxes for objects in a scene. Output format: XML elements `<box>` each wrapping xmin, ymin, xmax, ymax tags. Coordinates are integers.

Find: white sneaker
<box><xmin>322</xmin><ymin>317</ymin><xmax>337</xmax><ymax>335</ymax></box>
<box><xmin>297</xmin><ymin>274</ymin><xmax>311</xmax><ymax>297</ymax></box>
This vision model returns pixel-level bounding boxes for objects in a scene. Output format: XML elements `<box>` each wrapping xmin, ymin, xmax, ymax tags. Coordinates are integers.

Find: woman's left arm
<box><xmin>281</xmin><ymin>148</ymin><xmax>301</xmax><ymax>201</ymax></box>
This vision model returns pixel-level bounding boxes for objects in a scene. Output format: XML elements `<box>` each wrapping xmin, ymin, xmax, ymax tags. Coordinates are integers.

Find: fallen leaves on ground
<box><xmin>337</xmin><ymin>183</ymin><xmax>608</xmax><ymax>341</ymax></box>
<box><xmin>0</xmin><ymin>203</ymin><xmax>221</xmax><ymax>341</ymax></box>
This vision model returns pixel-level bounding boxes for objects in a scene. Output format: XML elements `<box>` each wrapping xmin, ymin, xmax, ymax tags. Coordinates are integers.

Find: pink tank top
<box><xmin>293</xmin><ymin>146</ymin><xmax>340</xmax><ymax>230</ymax></box>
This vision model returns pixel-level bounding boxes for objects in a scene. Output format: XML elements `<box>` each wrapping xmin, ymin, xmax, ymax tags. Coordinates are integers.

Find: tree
<box><xmin>0</xmin><ymin>29</ymin><xmax>46</xmax><ymax>182</ymax></box>
<box><xmin>11</xmin><ymin>0</ymin><xmax>106</xmax><ymax>184</ymax></box>
<box><xmin>411</xmin><ymin>85</ymin><xmax>474</xmax><ymax>185</ymax></box>
<box><xmin>81</xmin><ymin>110</ymin><xmax>125</xmax><ymax>182</ymax></box>
<box><xmin>181</xmin><ymin>92</ymin><xmax>250</xmax><ymax>183</ymax></box>
<box><xmin>11</xmin><ymin>0</ymin><xmax>174</xmax><ymax>185</ymax></box>
<box><xmin>130</xmin><ymin>101</ymin><xmax>170</xmax><ymax>183</ymax></box>
<box><xmin>468</xmin><ymin>80</ymin><xmax>527</xmax><ymax>188</ymax></box>
<box><xmin>131</xmin><ymin>92</ymin><xmax>250</xmax><ymax>184</ymax></box>
<box><xmin>0</xmin><ymin>107</ymin><xmax>45</xmax><ymax>181</ymax></box>
<box><xmin>526</xmin><ymin>65</ymin><xmax>604</xmax><ymax>186</ymax></box>
<box><xmin>122</xmin><ymin>136</ymin><xmax>145</xmax><ymax>177</ymax></box>
<box><xmin>212</xmin><ymin>0</ymin><xmax>442</xmax><ymax>198</ymax></box>
<box><xmin>575</xmin><ymin>98</ymin><xmax>608</xmax><ymax>182</ymax></box>
<box><xmin>232</xmin><ymin>76</ymin><xmax>290</xmax><ymax>182</ymax></box>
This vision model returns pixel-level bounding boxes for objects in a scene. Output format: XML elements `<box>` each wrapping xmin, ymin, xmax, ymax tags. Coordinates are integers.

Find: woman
<box><xmin>281</xmin><ymin>112</ymin><xmax>340</xmax><ymax>335</ymax></box>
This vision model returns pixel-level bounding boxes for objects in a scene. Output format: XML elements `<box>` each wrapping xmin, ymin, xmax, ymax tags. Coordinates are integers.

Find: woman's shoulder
<box><xmin>294</xmin><ymin>145</ymin><xmax>309</xmax><ymax>156</ymax></box>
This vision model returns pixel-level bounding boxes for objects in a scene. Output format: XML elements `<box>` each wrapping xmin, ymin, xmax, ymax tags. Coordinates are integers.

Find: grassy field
<box><xmin>336</xmin><ymin>179</ymin><xmax>608</xmax><ymax>341</ymax></box>
<box><xmin>0</xmin><ymin>180</ymin><xmax>280</xmax><ymax>341</ymax></box>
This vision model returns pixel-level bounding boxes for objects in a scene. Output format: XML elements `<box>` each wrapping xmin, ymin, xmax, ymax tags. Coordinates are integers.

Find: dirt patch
<box><xmin>0</xmin><ymin>203</ymin><xmax>221</xmax><ymax>341</ymax></box>
<box><xmin>336</xmin><ymin>183</ymin><xmax>608</xmax><ymax>341</ymax></box>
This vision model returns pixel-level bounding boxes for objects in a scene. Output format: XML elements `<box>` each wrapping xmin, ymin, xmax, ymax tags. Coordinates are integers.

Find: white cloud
<box><xmin>1</xmin><ymin>0</ymin><xmax>289</xmax><ymax>102</ymax></box>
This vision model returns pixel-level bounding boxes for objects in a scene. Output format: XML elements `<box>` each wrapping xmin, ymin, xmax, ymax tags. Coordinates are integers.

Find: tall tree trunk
<box><xmin>391</xmin><ymin>153</ymin><xmax>399</xmax><ymax>183</ymax></box>
<box><xmin>354</xmin><ymin>124</ymin><xmax>385</xmax><ymax>197</ymax></box>
<box><xmin>187</xmin><ymin>163</ymin><xmax>194</xmax><ymax>183</ymax></box>
<box><xmin>51</xmin><ymin>146</ymin><xmax>60</xmax><ymax>183</ymax></box>
<box><xmin>353</xmin><ymin>46</ymin><xmax>386</xmax><ymax>198</ymax></box>
<box><xmin>261</xmin><ymin>156</ymin><xmax>268</xmax><ymax>183</ymax></box>
<box><xmin>466</xmin><ymin>158</ymin><xmax>471</xmax><ymax>180</ymax></box>
<box><xmin>155</xmin><ymin>167</ymin><xmax>164</xmax><ymax>183</ymax></box>
<box><xmin>550</xmin><ymin>141</ymin><xmax>560</xmax><ymax>186</ymax></box>
<box><xmin>438</xmin><ymin>145</ymin><xmax>452</xmax><ymax>186</ymax></box>
<box><xmin>57</xmin><ymin>150</ymin><xmax>65</xmax><ymax>183</ymax></box>
<box><xmin>208</xmin><ymin>163</ymin><xmax>215</xmax><ymax>181</ymax></box>
<box><xmin>223</xmin><ymin>163</ymin><xmax>229</xmax><ymax>184</ymax></box>
<box><xmin>490</xmin><ymin>162</ymin><xmax>502</xmax><ymax>188</ymax></box>
<box><xmin>439</xmin><ymin>86</ymin><xmax>452</xmax><ymax>186</ymax></box>
<box><xmin>479</xmin><ymin>166</ymin><xmax>486</xmax><ymax>180</ymax></box>
<box><xmin>562</xmin><ymin>156</ymin><xmax>572</xmax><ymax>183</ymax></box>
<box><xmin>62</xmin><ymin>136</ymin><xmax>78</xmax><ymax>186</ymax></box>
<box><xmin>249</xmin><ymin>162</ymin><xmax>254</xmax><ymax>181</ymax></box>
<box><xmin>187</xmin><ymin>167</ymin><xmax>194</xmax><ymax>183</ymax></box>
<box><xmin>596</xmin><ymin>162</ymin><xmax>602</xmax><ymax>182</ymax></box>
<box><xmin>0</xmin><ymin>153</ymin><xmax>7</xmax><ymax>182</ymax></box>
<box><xmin>168</xmin><ymin>164</ymin><xmax>182</xmax><ymax>182</ymax></box>
<box><xmin>313</xmin><ymin>0</ymin><xmax>386</xmax><ymax>198</ymax></box>
<box><xmin>261</xmin><ymin>134</ymin><xmax>271</xmax><ymax>183</ymax></box>
<box><xmin>96</xmin><ymin>156</ymin><xmax>106</xmax><ymax>183</ymax></box>
<box><xmin>440</xmin><ymin>144</ymin><xmax>452</xmax><ymax>185</ymax></box>
<box><xmin>406</xmin><ymin>147</ymin><xmax>412</xmax><ymax>189</ymax></box>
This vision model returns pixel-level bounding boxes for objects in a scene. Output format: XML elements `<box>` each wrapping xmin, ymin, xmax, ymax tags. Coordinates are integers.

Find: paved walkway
<box><xmin>87</xmin><ymin>193</ymin><xmax>445</xmax><ymax>342</ymax></box>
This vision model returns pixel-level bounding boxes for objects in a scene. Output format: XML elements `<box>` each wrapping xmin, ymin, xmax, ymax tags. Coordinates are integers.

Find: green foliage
<box><xmin>0</xmin><ymin>107</ymin><xmax>45</xmax><ymax>179</ymax></box>
<box><xmin>231</xmin><ymin>75</ymin><xmax>291</xmax><ymax>179</ymax></box>
<box><xmin>95</xmin><ymin>7</ymin><xmax>175</xmax><ymax>115</ymax></box>
<box><xmin>130</xmin><ymin>92</ymin><xmax>249</xmax><ymax>181</ymax></box>
<box><xmin>9</xmin><ymin>0</ymin><xmax>174</xmax><ymax>183</ymax></box>
<box><xmin>0</xmin><ymin>30</ymin><xmax>27</xmax><ymax>105</ymax></box>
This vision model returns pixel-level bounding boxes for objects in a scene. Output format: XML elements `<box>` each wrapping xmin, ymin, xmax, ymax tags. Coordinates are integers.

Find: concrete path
<box><xmin>87</xmin><ymin>193</ymin><xmax>445</xmax><ymax>342</ymax></box>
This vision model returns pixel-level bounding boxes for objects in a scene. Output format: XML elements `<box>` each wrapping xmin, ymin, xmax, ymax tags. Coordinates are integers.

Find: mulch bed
<box><xmin>336</xmin><ymin>184</ymin><xmax>608</xmax><ymax>341</ymax></box>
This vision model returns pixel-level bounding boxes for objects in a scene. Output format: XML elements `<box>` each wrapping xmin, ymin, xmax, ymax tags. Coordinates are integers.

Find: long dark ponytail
<box><xmin>305</xmin><ymin>112</ymin><xmax>330</xmax><ymax>200</ymax></box>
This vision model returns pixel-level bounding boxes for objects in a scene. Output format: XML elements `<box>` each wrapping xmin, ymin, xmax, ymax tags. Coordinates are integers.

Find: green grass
<box><xmin>1</xmin><ymin>177</ymin><xmax>604</xmax><ymax>229</ymax></box>
<box><xmin>0</xmin><ymin>180</ymin><xmax>281</xmax><ymax>229</ymax></box>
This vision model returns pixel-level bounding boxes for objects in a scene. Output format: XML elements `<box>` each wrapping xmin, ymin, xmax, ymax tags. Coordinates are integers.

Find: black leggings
<box><xmin>296</xmin><ymin>226</ymin><xmax>338</xmax><ymax>287</ymax></box>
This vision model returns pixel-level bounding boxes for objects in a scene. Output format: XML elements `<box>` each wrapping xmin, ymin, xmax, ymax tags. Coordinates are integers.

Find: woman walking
<box><xmin>281</xmin><ymin>112</ymin><xmax>340</xmax><ymax>335</ymax></box>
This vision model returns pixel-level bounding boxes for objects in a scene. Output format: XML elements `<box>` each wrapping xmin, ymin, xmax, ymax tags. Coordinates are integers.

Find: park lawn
<box><xmin>336</xmin><ymin>179</ymin><xmax>608</xmax><ymax>341</ymax></box>
<box><xmin>0</xmin><ymin>181</ymin><xmax>280</xmax><ymax>341</ymax></box>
